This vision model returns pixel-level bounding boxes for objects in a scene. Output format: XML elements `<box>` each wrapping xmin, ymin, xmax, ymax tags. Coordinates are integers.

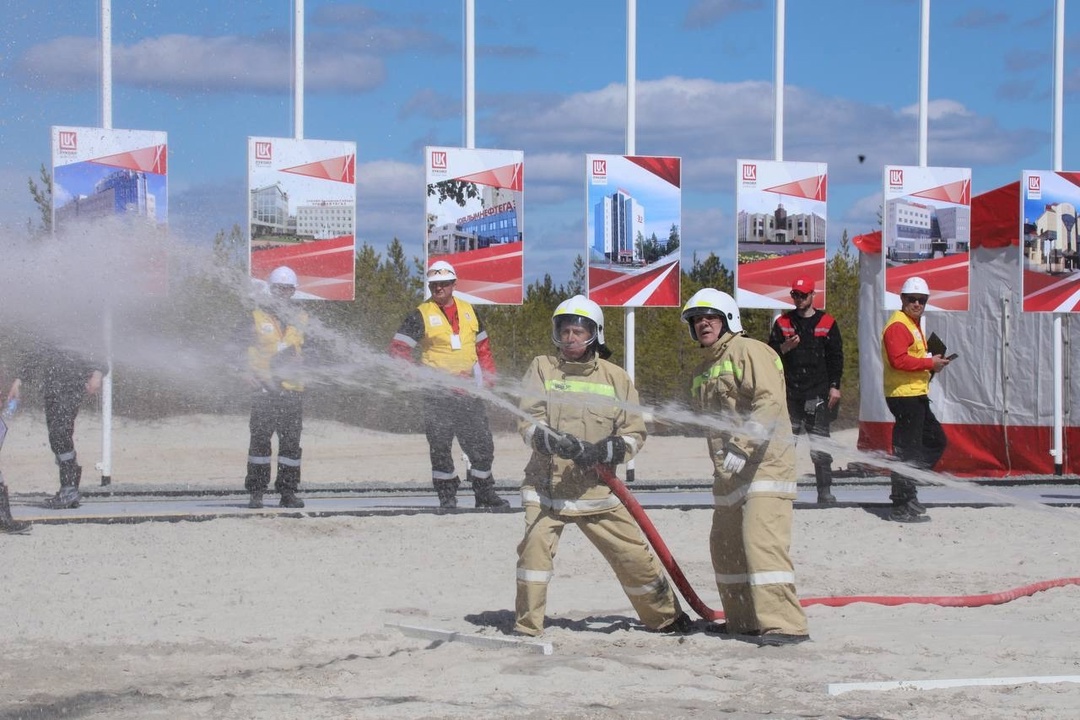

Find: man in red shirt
<box><xmin>880</xmin><ymin>276</ymin><xmax>952</xmax><ymax>523</ymax></box>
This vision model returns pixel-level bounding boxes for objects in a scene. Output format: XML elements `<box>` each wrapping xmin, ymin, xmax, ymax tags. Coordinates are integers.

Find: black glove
<box><xmin>532</xmin><ymin>429</ymin><xmax>582</xmax><ymax>459</ymax></box>
<box><xmin>573</xmin><ymin>436</ymin><xmax>627</xmax><ymax>467</ymax></box>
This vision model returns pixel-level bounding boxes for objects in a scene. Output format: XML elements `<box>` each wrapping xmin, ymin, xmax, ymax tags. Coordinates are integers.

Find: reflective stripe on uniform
<box><xmin>55</xmin><ymin>451</ymin><xmax>76</xmax><ymax>463</ymax></box>
<box><xmin>468</xmin><ymin>467</ymin><xmax>492</xmax><ymax>479</ymax></box>
<box><xmin>713</xmin><ymin>480</ymin><xmax>798</xmax><ymax>506</ymax></box>
<box><xmin>278</xmin><ymin>456</ymin><xmax>301</xmax><ymax>467</ymax></box>
<box><xmin>517</xmin><ymin>567</ymin><xmax>553</xmax><ymax>583</ymax></box>
<box><xmin>715</xmin><ymin>570</ymin><xmax>796</xmax><ymax>586</ymax></box>
<box><xmin>392</xmin><ymin>332</ymin><xmax>418</xmax><ymax>348</ymax></box>
<box><xmin>432</xmin><ymin>469</ymin><xmax>457</xmax><ymax>480</ymax></box>
<box><xmin>521</xmin><ymin>487</ymin><xmax>622</xmax><ymax>514</ymax></box>
<box><xmin>623</xmin><ymin>576</ymin><xmax>668</xmax><ymax>597</ymax></box>
<box><xmin>248</xmin><ymin>455</ymin><xmax>272</xmax><ymax>465</ymax></box>
<box><xmin>543</xmin><ymin>378</ymin><xmax>618</xmax><ymax>397</ymax></box>
<box><xmin>692</xmin><ymin>360</ymin><xmax>736</xmax><ymax>394</ymax></box>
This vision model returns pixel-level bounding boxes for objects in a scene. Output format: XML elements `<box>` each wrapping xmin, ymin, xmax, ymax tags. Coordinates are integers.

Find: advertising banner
<box><xmin>1020</xmin><ymin>170</ymin><xmax>1080</xmax><ymax>312</ymax></box>
<box><xmin>585</xmin><ymin>154</ymin><xmax>681</xmax><ymax>307</ymax></box>
<box><xmin>248</xmin><ymin>137</ymin><xmax>356</xmax><ymax>301</ymax></box>
<box><xmin>51</xmin><ymin>125</ymin><xmax>169</xmax><ymax>293</ymax></box>
<box><xmin>735</xmin><ymin>159</ymin><xmax>828</xmax><ymax>309</ymax></box>
<box><xmin>883</xmin><ymin>165</ymin><xmax>971</xmax><ymax>311</ymax></box>
<box><xmin>425</xmin><ymin>146</ymin><xmax>524</xmax><ymax>305</ymax></box>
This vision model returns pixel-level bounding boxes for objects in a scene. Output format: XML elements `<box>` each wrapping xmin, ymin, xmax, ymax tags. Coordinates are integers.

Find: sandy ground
<box><xmin>2</xmin><ymin>412</ymin><xmax>1080</xmax><ymax>719</ymax></box>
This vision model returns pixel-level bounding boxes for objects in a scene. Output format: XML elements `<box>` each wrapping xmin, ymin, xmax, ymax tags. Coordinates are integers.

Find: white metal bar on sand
<box><xmin>387</xmin><ymin>623</ymin><xmax>553</xmax><ymax>655</ymax></box>
<box><xmin>828</xmin><ymin>675</ymin><xmax>1080</xmax><ymax>696</ymax></box>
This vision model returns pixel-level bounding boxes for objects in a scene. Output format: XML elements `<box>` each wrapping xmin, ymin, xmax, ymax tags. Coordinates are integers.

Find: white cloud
<box><xmin>18</xmin><ymin>34</ymin><xmax>385</xmax><ymax>93</ymax></box>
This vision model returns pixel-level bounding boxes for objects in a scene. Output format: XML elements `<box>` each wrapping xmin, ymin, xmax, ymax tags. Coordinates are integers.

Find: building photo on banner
<box><xmin>424</xmin><ymin>146</ymin><xmax>524</xmax><ymax>305</ymax></box>
<box><xmin>585</xmin><ymin>154</ymin><xmax>681</xmax><ymax>307</ymax></box>
<box><xmin>735</xmin><ymin>159</ymin><xmax>827</xmax><ymax>309</ymax></box>
<box><xmin>1021</xmin><ymin>170</ymin><xmax>1080</xmax><ymax>312</ymax></box>
<box><xmin>247</xmin><ymin>137</ymin><xmax>356</xmax><ymax>301</ymax></box>
<box><xmin>882</xmin><ymin>164</ymin><xmax>972</xmax><ymax>312</ymax></box>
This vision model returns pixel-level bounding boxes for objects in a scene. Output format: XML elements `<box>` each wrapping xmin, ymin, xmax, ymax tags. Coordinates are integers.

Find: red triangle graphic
<box><xmin>281</xmin><ymin>154</ymin><xmax>355</xmax><ymax>184</ymax></box>
<box><xmin>762</xmin><ymin>174</ymin><xmax>827</xmax><ymax>201</ymax></box>
<box><xmin>456</xmin><ymin>163</ymin><xmax>523</xmax><ymax>191</ymax></box>
<box><xmin>625</xmin><ymin>156</ymin><xmax>681</xmax><ymax>188</ymax></box>
<box><xmin>89</xmin><ymin>145</ymin><xmax>167</xmax><ymax>174</ymax></box>
<box><xmin>1056</xmin><ymin>171</ymin><xmax>1080</xmax><ymax>191</ymax></box>
<box><xmin>910</xmin><ymin>178</ymin><xmax>970</xmax><ymax>205</ymax></box>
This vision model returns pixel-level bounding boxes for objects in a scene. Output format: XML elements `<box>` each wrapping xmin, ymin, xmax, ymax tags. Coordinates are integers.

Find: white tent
<box><xmin>856</xmin><ymin>183</ymin><xmax>1080</xmax><ymax>477</ymax></box>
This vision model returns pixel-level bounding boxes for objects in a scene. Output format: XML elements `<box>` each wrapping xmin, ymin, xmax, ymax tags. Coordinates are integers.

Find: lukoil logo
<box><xmin>889</xmin><ymin>168</ymin><xmax>904</xmax><ymax>187</ymax></box>
<box><xmin>592</xmin><ymin>159</ymin><xmax>607</xmax><ymax>177</ymax></box>
<box><xmin>255</xmin><ymin>142</ymin><xmax>272</xmax><ymax>162</ymax></box>
<box><xmin>431</xmin><ymin>151</ymin><xmax>447</xmax><ymax>170</ymax></box>
<box><xmin>58</xmin><ymin>131</ymin><xmax>77</xmax><ymax>152</ymax></box>
<box><xmin>1028</xmin><ymin>175</ymin><xmax>1041</xmax><ymax>193</ymax></box>
<box><xmin>742</xmin><ymin>164</ymin><xmax>757</xmax><ymax>182</ymax></box>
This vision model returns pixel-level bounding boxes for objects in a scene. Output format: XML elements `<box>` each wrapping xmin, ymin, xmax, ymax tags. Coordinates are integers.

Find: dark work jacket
<box><xmin>768</xmin><ymin>309</ymin><xmax>843</xmax><ymax>401</ymax></box>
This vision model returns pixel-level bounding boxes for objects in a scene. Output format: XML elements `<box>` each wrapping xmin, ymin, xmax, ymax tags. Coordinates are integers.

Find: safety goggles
<box><xmin>427</xmin><ymin>268</ymin><xmax>455</xmax><ymax>279</ymax></box>
<box><xmin>901</xmin><ymin>294</ymin><xmax>929</xmax><ymax>305</ymax></box>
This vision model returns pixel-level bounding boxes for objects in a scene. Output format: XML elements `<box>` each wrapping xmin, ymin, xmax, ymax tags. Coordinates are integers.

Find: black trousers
<box><xmin>787</xmin><ymin>394</ymin><xmax>832</xmax><ymax>467</ymax></box>
<box><xmin>44</xmin><ymin>381</ymin><xmax>85</xmax><ymax>486</ymax></box>
<box><xmin>423</xmin><ymin>391</ymin><xmax>494</xmax><ymax>482</ymax></box>
<box><xmin>885</xmin><ymin>394</ymin><xmax>946</xmax><ymax>505</ymax></box>
<box><xmin>245</xmin><ymin>390</ymin><xmax>303</xmax><ymax>493</ymax></box>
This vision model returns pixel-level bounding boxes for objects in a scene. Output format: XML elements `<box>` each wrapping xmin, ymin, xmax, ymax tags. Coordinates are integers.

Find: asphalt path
<box><xmin>9</xmin><ymin>478</ymin><xmax>1080</xmax><ymax>526</ymax></box>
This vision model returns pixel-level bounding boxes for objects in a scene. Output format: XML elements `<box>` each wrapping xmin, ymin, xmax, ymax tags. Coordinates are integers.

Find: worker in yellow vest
<box><xmin>243</xmin><ymin>266</ymin><xmax>307</xmax><ymax>509</ymax></box>
<box><xmin>389</xmin><ymin>260</ymin><xmax>508</xmax><ymax>510</ymax></box>
<box><xmin>881</xmin><ymin>276</ymin><xmax>952</xmax><ymax>523</ymax></box>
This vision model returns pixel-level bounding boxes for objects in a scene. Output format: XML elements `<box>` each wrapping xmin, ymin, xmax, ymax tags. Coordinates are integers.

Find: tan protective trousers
<box><xmin>514</xmin><ymin>502</ymin><xmax>682</xmax><ymax>636</ymax></box>
<box><xmin>710</xmin><ymin>495</ymin><xmax>808</xmax><ymax>636</ymax></box>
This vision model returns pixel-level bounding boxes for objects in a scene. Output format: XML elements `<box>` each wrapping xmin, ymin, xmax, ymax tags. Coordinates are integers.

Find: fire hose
<box><xmin>593</xmin><ymin>463</ymin><xmax>1080</xmax><ymax>620</ymax></box>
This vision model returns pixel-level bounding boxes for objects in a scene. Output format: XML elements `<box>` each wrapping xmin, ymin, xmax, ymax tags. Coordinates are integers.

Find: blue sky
<box><xmin>1</xmin><ymin>0</ymin><xmax>1077</xmax><ymax>286</ymax></box>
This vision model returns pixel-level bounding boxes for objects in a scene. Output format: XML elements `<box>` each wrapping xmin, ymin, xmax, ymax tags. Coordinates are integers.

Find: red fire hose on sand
<box><xmin>593</xmin><ymin>464</ymin><xmax>1080</xmax><ymax>621</ymax></box>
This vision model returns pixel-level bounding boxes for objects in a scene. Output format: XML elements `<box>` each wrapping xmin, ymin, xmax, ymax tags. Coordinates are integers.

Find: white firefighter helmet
<box><xmin>681</xmin><ymin>288</ymin><xmax>743</xmax><ymax>340</ymax></box>
<box><xmin>426</xmin><ymin>260</ymin><xmax>457</xmax><ymax>282</ymax></box>
<box><xmin>268</xmin><ymin>266</ymin><xmax>298</xmax><ymax>288</ymax></box>
<box><xmin>552</xmin><ymin>294</ymin><xmax>605</xmax><ymax>348</ymax></box>
<box><xmin>900</xmin><ymin>276</ymin><xmax>930</xmax><ymax>296</ymax></box>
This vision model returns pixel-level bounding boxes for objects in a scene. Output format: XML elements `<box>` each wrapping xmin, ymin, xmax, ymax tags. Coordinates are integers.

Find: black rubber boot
<box><xmin>470</xmin><ymin>475</ymin><xmax>509</xmax><ymax>508</ymax></box>
<box><xmin>279</xmin><ymin>491</ymin><xmax>305</xmax><ymax>508</ymax></box>
<box><xmin>247</xmin><ymin>491</ymin><xmax>265</xmax><ymax>509</ymax></box>
<box><xmin>0</xmin><ymin>485</ymin><xmax>31</xmax><ymax>535</ymax></box>
<box><xmin>434</xmin><ymin>478</ymin><xmax>460</xmax><ymax>510</ymax></box>
<box><xmin>44</xmin><ymin>462</ymin><xmax>81</xmax><ymax>509</ymax></box>
<box><xmin>814</xmin><ymin>463</ymin><xmax>836</xmax><ymax>504</ymax></box>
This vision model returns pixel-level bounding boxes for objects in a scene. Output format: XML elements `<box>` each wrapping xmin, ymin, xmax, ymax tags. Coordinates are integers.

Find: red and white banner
<box><xmin>585</xmin><ymin>154</ymin><xmax>681</xmax><ymax>307</ymax></box>
<box><xmin>735</xmin><ymin>159</ymin><xmax>827</xmax><ymax>309</ymax></box>
<box><xmin>425</xmin><ymin>146</ymin><xmax>524</xmax><ymax>305</ymax></box>
<box><xmin>883</xmin><ymin>165</ymin><xmax>971</xmax><ymax>312</ymax></box>
<box><xmin>248</xmin><ymin>137</ymin><xmax>356</xmax><ymax>301</ymax></box>
<box><xmin>1020</xmin><ymin>169</ymin><xmax>1080</xmax><ymax>312</ymax></box>
<box><xmin>51</xmin><ymin>125</ymin><xmax>169</xmax><ymax>293</ymax></box>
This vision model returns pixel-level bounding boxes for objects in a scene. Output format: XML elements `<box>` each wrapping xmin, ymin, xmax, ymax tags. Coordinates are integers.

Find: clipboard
<box><xmin>927</xmin><ymin>332</ymin><xmax>947</xmax><ymax>357</ymax></box>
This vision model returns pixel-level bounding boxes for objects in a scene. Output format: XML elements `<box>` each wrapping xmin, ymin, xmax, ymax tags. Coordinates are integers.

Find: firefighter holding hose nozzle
<box><xmin>682</xmin><ymin>288</ymin><xmax>810</xmax><ymax>646</ymax></box>
<box><xmin>512</xmin><ymin>295</ymin><xmax>691</xmax><ymax>637</ymax></box>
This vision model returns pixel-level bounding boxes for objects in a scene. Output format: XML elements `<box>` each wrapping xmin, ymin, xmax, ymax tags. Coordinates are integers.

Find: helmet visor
<box><xmin>552</xmin><ymin>315</ymin><xmax>597</xmax><ymax>352</ymax></box>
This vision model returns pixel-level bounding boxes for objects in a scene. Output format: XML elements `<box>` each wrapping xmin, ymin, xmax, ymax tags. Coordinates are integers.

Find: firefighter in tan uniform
<box><xmin>514</xmin><ymin>295</ymin><xmax>690</xmax><ymax>637</ymax></box>
<box><xmin>682</xmin><ymin>288</ymin><xmax>809</xmax><ymax>646</ymax></box>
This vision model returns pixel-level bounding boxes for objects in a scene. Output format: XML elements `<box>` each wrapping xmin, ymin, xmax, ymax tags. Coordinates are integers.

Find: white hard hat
<box><xmin>268</xmin><ymin>266</ymin><xmax>298</xmax><ymax>287</ymax></box>
<box><xmin>681</xmin><ymin>288</ymin><xmax>743</xmax><ymax>340</ymax></box>
<box><xmin>552</xmin><ymin>294</ymin><xmax>605</xmax><ymax>347</ymax></box>
<box><xmin>426</xmin><ymin>260</ymin><xmax>457</xmax><ymax>281</ymax></box>
<box><xmin>900</xmin><ymin>276</ymin><xmax>930</xmax><ymax>296</ymax></box>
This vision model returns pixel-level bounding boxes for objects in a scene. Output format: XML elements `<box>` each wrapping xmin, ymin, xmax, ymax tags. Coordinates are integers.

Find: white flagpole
<box><xmin>294</xmin><ymin>0</ymin><xmax>304</xmax><ymax>140</ymax></box>
<box><xmin>465</xmin><ymin>0</ymin><xmax>475</xmax><ymax>149</ymax></box>
<box><xmin>99</xmin><ymin>0</ymin><xmax>114</xmax><ymax>485</ymax></box>
<box><xmin>918</xmin><ymin>0</ymin><xmax>929</xmax><ymax>168</ymax></box>
<box><xmin>774</xmin><ymin>0</ymin><xmax>785</xmax><ymax>162</ymax></box>
<box><xmin>1051</xmin><ymin>0</ymin><xmax>1065</xmax><ymax>474</ymax></box>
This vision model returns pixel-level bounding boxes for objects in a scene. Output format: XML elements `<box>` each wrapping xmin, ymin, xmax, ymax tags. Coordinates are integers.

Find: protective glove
<box><xmin>720</xmin><ymin>448</ymin><xmax>748</xmax><ymax>474</ymax></box>
<box><xmin>532</xmin><ymin>429</ymin><xmax>582</xmax><ymax>459</ymax></box>
<box><xmin>573</xmin><ymin>436</ymin><xmax>627</xmax><ymax>467</ymax></box>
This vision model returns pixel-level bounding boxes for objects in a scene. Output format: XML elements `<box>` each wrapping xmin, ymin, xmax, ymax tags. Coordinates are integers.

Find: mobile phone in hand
<box><xmin>946</xmin><ymin>353</ymin><xmax>959</xmax><ymax>361</ymax></box>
